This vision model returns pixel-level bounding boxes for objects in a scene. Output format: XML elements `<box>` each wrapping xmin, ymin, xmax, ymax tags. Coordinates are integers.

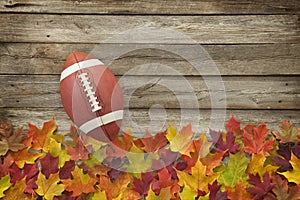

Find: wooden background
<box><xmin>0</xmin><ymin>0</ymin><xmax>299</xmax><ymax>136</ymax></box>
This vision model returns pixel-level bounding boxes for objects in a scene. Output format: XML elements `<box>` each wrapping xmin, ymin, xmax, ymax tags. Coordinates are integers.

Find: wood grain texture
<box><xmin>1</xmin><ymin>14</ymin><xmax>299</xmax><ymax>44</ymax></box>
<box><xmin>1</xmin><ymin>43</ymin><xmax>300</xmax><ymax>75</ymax></box>
<box><xmin>1</xmin><ymin>0</ymin><xmax>299</xmax><ymax>15</ymax></box>
<box><xmin>0</xmin><ymin>75</ymin><xmax>298</xmax><ymax>109</ymax></box>
<box><xmin>0</xmin><ymin>108</ymin><xmax>299</xmax><ymax>136</ymax></box>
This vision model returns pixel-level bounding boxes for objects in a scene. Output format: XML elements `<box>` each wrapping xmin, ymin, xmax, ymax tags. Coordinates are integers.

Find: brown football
<box><xmin>60</xmin><ymin>52</ymin><xmax>123</xmax><ymax>142</ymax></box>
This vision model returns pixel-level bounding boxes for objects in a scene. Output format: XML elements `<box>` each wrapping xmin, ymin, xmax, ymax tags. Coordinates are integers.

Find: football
<box><xmin>60</xmin><ymin>52</ymin><xmax>124</xmax><ymax>142</ymax></box>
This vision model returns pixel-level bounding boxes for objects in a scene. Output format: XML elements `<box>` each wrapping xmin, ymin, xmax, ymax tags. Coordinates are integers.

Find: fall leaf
<box><xmin>226</xmin><ymin>115</ymin><xmax>242</xmax><ymax>136</ymax></box>
<box><xmin>9</xmin><ymin>146</ymin><xmax>43</xmax><ymax>168</ymax></box>
<box><xmin>246</xmin><ymin>151</ymin><xmax>279</xmax><ymax>177</ymax></box>
<box><xmin>3</xmin><ymin>178</ymin><xmax>34</xmax><ymax>200</ymax></box>
<box><xmin>92</xmin><ymin>188</ymin><xmax>107</xmax><ymax>200</ymax></box>
<box><xmin>265</xmin><ymin>174</ymin><xmax>300</xmax><ymax>200</ymax></box>
<box><xmin>0</xmin><ymin>123</ymin><xmax>25</xmax><ymax>156</ymax></box>
<box><xmin>208</xmin><ymin>181</ymin><xmax>227</xmax><ymax>200</ymax></box>
<box><xmin>99</xmin><ymin>173</ymin><xmax>131</xmax><ymax>200</ymax></box>
<box><xmin>59</xmin><ymin>160</ymin><xmax>75</xmax><ymax>180</ymax></box>
<box><xmin>152</xmin><ymin>167</ymin><xmax>180</xmax><ymax>196</ymax></box>
<box><xmin>0</xmin><ymin>175</ymin><xmax>11</xmax><ymax>198</ymax></box>
<box><xmin>66</xmin><ymin>138</ymin><xmax>89</xmax><ymax>161</ymax></box>
<box><xmin>40</xmin><ymin>153</ymin><xmax>59</xmax><ymax>179</ymax></box>
<box><xmin>242</xmin><ymin>122</ymin><xmax>275</xmax><ymax>156</ymax></box>
<box><xmin>61</xmin><ymin>166</ymin><xmax>96</xmax><ymax>197</ymax></box>
<box><xmin>272</xmin><ymin>120</ymin><xmax>300</xmax><ymax>143</ymax></box>
<box><xmin>246</xmin><ymin>172</ymin><xmax>275</xmax><ymax>199</ymax></box>
<box><xmin>279</xmin><ymin>152</ymin><xmax>300</xmax><ymax>184</ymax></box>
<box><xmin>124</xmin><ymin>144</ymin><xmax>153</xmax><ymax>172</ymax></box>
<box><xmin>177</xmin><ymin>160</ymin><xmax>219</xmax><ymax>193</ymax></box>
<box><xmin>133</xmin><ymin>172</ymin><xmax>155</xmax><ymax>195</ymax></box>
<box><xmin>200</xmin><ymin>151</ymin><xmax>225</xmax><ymax>176</ymax></box>
<box><xmin>167</xmin><ymin>123</ymin><xmax>193</xmax><ymax>154</ymax></box>
<box><xmin>35</xmin><ymin>172</ymin><xmax>65</xmax><ymax>200</ymax></box>
<box><xmin>27</xmin><ymin>118</ymin><xmax>57</xmax><ymax>151</ymax></box>
<box><xmin>218</xmin><ymin>152</ymin><xmax>249</xmax><ymax>188</ymax></box>
<box><xmin>226</xmin><ymin>180</ymin><xmax>252</xmax><ymax>200</ymax></box>
<box><xmin>9</xmin><ymin>162</ymin><xmax>39</xmax><ymax>194</ymax></box>
<box><xmin>0</xmin><ymin>155</ymin><xmax>13</xmax><ymax>178</ymax></box>
<box><xmin>179</xmin><ymin>184</ymin><xmax>197</xmax><ymax>199</ymax></box>
<box><xmin>134</xmin><ymin>130</ymin><xmax>168</xmax><ymax>153</ymax></box>
<box><xmin>146</xmin><ymin>186</ymin><xmax>172</xmax><ymax>200</ymax></box>
<box><xmin>210</xmin><ymin>130</ymin><xmax>239</xmax><ymax>156</ymax></box>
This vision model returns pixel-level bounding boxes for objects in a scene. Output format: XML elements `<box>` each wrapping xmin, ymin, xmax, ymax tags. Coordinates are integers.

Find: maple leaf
<box><xmin>0</xmin><ymin>155</ymin><xmax>13</xmax><ymax>178</ymax></box>
<box><xmin>179</xmin><ymin>184</ymin><xmax>197</xmax><ymax>199</ymax></box>
<box><xmin>166</xmin><ymin>123</ymin><xmax>193</xmax><ymax>154</ymax></box>
<box><xmin>152</xmin><ymin>167</ymin><xmax>180</xmax><ymax>196</ymax></box>
<box><xmin>9</xmin><ymin>146</ymin><xmax>43</xmax><ymax>168</ymax></box>
<box><xmin>0</xmin><ymin>123</ymin><xmax>26</xmax><ymax>156</ymax></box>
<box><xmin>246</xmin><ymin>151</ymin><xmax>279</xmax><ymax>177</ymax></box>
<box><xmin>265</xmin><ymin>174</ymin><xmax>300</xmax><ymax>200</ymax></box>
<box><xmin>40</xmin><ymin>153</ymin><xmax>59</xmax><ymax>179</ymax></box>
<box><xmin>61</xmin><ymin>166</ymin><xmax>96</xmax><ymax>197</ymax></box>
<box><xmin>99</xmin><ymin>173</ymin><xmax>131</xmax><ymax>200</ymax></box>
<box><xmin>177</xmin><ymin>160</ymin><xmax>219</xmax><ymax>193</ymax></box>
<box><xmin>242</xmin><ymin>122</ymin><xmax>275</xmax><ymax>156</ymax></box>
<box><xmin>91</xmin><ymin>188</ymin><xmax>107</xmax><ymax>200</ymax></box>
<box><xmin>66</xmin><ymin>138</ymin><xmax>89</xmax><ymax>161</ymax></box>
<box><xmin>246</xmin><ymin>172</ymin><xmax>275</xmax><ymax>199</ymax></box>
<box><xmin>26</xmin><ymin>118</ymin><xmax>57</xmax><ymax>151</ymax></box>
<box><xmin>106</xmin><ymin>132</ymin><xmax>133</xmax><ymax>161</ymax></box>
<box><xmin>210</xmin><ymin>130</ymin><xmax>239</xmax><ymax>157</ymax></box>
<box><xmin>146</xmin><ymin>186</ymin><xmax>172</xmax><ymax>200</ymax></box>
<box><xmin>35</xmin><ymin>172</ymin><xmax>65</xmax><ymax>200</ymax></box>
<box><xmin>279</xmin><ymin>152</ymin><xmax>300</xmax><ymax>184</ymax></box>
<box><xmin>226</xmin><ymin>180</ymin><xmax>252</xmax><ymax>200</ymax></box>
<box><xmin>218</xmin><ymin>152</ymin><xmax>249</xmax><ymax>188</ymax></box>
<box><xmin>208</xmin><ymin>181</ymin><xmax>227</xmax><ymax>200</ymax></box>
<box><xmin>3</xmin><ymin>178</ymin><xmax>34</xmax><ymax>200</ymax></box>
<box><xmin>200</xmin><ymin>151</ymin><xmax>226</xmax><ymax>176</ymax></box>
<box><xmin>124</xmin><ymin>144</ymin><xmax>153</xmax><ymax>172</ymax></box>
<box><xmin>0</xmin><ymin>175</ymin><xmax>11</xmax><ymax>198</ymax></box>
<box><xmin>133</xmin><ymin>172</ymin><xmax>155</xmax><ymax>195</ymax></box>
<box><xmin>59</xmin><ymin>160</ymin><xmax>75</xmax><ymax>180</ymax></box>
<box><xmin>272</xmin><ymin>120</ymin><xmax>300</xmax><ymax>143</ymax></box>
<box><xmin>115</xmin><ymin>187</ymin><xmax>141</xmax><ymax>200</ymax></box>
<box><xmin>134</xmin><ymin>130</ymin><xmax>168</xmax><ymax>153</ymax></box>
<box><xmin>9</xmin><ymin>162</ymin><xmax>39</xmax><ymax>194</ymax></box>
<box><xmin>226</xmin><ymin>115</ymin><xmax>242</xmax><ymax>136</ymax></box>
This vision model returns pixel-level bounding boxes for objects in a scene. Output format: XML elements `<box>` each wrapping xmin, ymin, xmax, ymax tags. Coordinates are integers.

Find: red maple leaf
<box><xmin>242</xmin><ymin>122</ymin><xmax>275</xmax><ymax>156</ymax></box>
<box><xmin>40</xmin><ymin>153</ymin><xmax>59</xmax><ymax>179</ymax></box>
<box><xmin>152</xmin><ymin>167</ymin><xmax>179</xmax><ymax>195</ymax></box>
<box><xmin>246</xmin><ymin>172</ymin><xmax>275</xmax><ymax>199</ymax></box>
<box><xmin>9</xmin><ymin>162</ymin><xmax>39</xmax><ymax>194</ymax></box>
<box><xmin>0</xmin><ymin>155</ymin><xmax>13</xmax><ymax>178</ymax></box>
<box><xmin>208</xmin><ymin>180</ymin><xmax>228</xmax><ymax>200</ymax></box>
<box><xmin>134</xmin><ymin>130</ymin><xmax>168</xmax><ymax>152</ymax></box>
<box><xmin>59</xmin><ymin>160</ymin><xmax>75</xmax><ymax>180</ymax></box>
<box><xmin>210</xmin><ymin>130</ymin><xmax>239</xmax><ymax>156</ymax></box>
<box><xmin>226</xmin><ymin>115</ymin><xmax>241</xmax><ymax>136</ymax></box>
<box><xmin>133</xmin><ymin>172</ymin><xmax>155</xmax><ymax>195</ymax></box>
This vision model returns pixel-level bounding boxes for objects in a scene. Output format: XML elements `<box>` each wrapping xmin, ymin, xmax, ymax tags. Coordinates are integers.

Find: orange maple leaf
<box><xmin>26</xmin><ymin>118</ymin><xmax>57</xmax><ymax>151</ymax></box>
<box><xmin>242</xmin><ymin>122</ymin><xmax>275</xmax><ymax>156</ymax></box>
<box><xmin>134</xmin><ymin>130</ymin><xmax>168</xmax><ymax>153</ymax></box>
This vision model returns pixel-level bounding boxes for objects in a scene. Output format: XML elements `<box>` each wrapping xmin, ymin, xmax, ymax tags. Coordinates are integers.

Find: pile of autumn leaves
<box><xmin>0</xmin><ymin>117</ymin><xmax>300</xmax><ymax>200</ymax></box>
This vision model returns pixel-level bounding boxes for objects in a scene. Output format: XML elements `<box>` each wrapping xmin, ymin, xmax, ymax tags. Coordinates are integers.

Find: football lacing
<box><xmin>77</xmin><ymin>72</ymin><xmax>102</xmax><ymax>112</ymax></box>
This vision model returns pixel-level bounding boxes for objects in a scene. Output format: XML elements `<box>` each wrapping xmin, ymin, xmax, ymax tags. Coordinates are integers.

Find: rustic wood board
<box><xmin>0</xmin><ymin>108</ymin><xmax>298</xmax><ymax>137</ymax></box>
<box><xmin>1</xmin><ymin>0</ymin><xmax>299</xmax><ymax>14</ymax></box>
<box><xmin>1</xmin><ymin>14</ymin><xmax>299</xmax><ymax>44</ymax></box>
<box><xmin>0</xmin><ymin>75</ymin><xmax>299</xmax><ymax>109</ymax></box>
<box><xmin>1</xmin><ymin>43</ymin><xmax>299</xmax><ymax>76</ymax></box>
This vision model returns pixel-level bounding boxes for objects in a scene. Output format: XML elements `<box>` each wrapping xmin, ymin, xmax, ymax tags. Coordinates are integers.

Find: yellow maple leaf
<box><xmin>35</xmin><ymin>172</ymin><xmax>65</xmax><ymax>200</ymax></box>
<box><xmin>3</xmin><ymin>178</ymin><xmax>34</xmax><ymax>200</ymax></box>
<box><xmin>0</xmin><ymin>175</ymin><xmax>11</xmax><ymax>198</ymax></box>
<box><xmin>92</xmin><ymin>188</ymin><xmax>107</xmax><ymax>200</ymax></box>
<box><xmin>177</xmin><ymin>160</ymin><xmax>219</xmax><ymax>193</ymax></box>
<box><xmin>179</xmin><ymin>184</ymin><xmax>197</xmax><ymax>199</ymax></box>
<box><xmin>62</xmin><ymin>166</ymin><xmax>96</xmax><ymax>197</ymax></box>
<box><xmin>247</xmin><ymin>151</ymin><xmax>279</xmax><ymax>177</ymax></box>
<box><xmin>146</xmin><ymin>187</ymin><xmax>172</xmax><ymax>200</ymax></box>
<box><xmin>279</xmin><ymin>153</ymin><xmax>300</xmax><ymax>184</ymax></box>
<box><xmin>166</xmin><ymin>123</ymin><xmax>193</xmax><ymax>154</ymax></box>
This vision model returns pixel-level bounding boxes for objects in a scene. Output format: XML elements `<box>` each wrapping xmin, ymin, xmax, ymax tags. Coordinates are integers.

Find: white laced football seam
<box><xmin>77</xmin><ymin>72</ymin><xmax>102</xmax><ymax>112</ymax></box>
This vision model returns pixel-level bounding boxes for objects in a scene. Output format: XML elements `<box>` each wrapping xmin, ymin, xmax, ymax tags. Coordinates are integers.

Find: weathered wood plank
<box><xmin>0</xmin><ymin>75</ymin><xmax>299</xmax><ymax>109</ymax></box>
<box><xmin>0</xmin><ymin>108</ymin><xmax>299</xmax><ymax>137</ymax></box>
<box><xmin>0</xmin><ymin>0</ymin><xmax>299</xmax><ymax>15</ymax></box>
<box><xmin>1</xmin><ymin>14</ymin><xmax>299</xmax><ymax>44</ymax></box>
<box><xmin>1</xmin><ymin>43</ymin><xmax>299</xmax><ymax>75</ymax></box>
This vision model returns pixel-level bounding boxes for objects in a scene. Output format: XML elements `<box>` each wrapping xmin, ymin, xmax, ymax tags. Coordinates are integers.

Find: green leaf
<box><xmin>218</xmin><ymin>152</ymin><xmax>249</xmax><ymax>187</ymax></box>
